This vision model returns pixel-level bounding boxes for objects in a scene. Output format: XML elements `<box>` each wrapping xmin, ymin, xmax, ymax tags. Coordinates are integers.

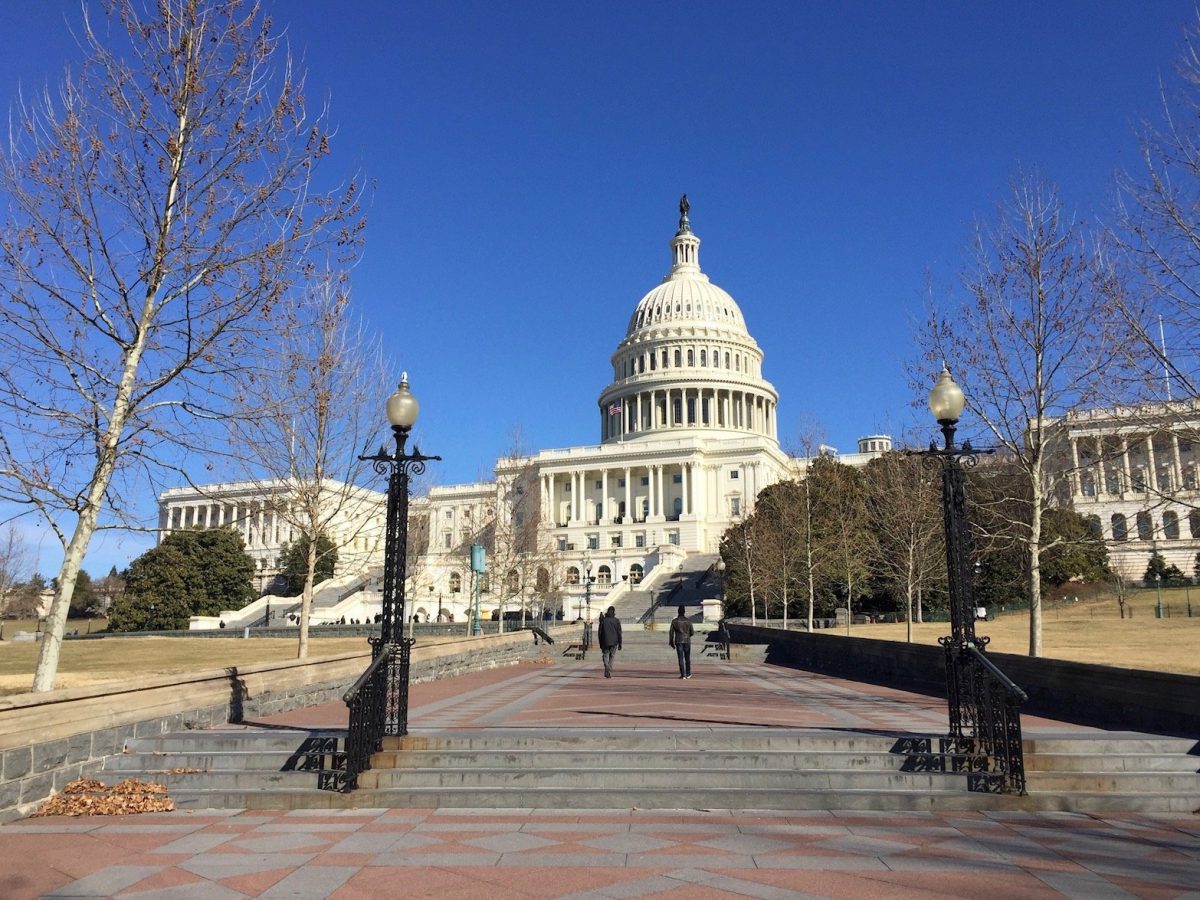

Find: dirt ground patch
<box><xmin>847</xmin><ymin>587</ymin><xmax>1200</xmax><ymax>675</ymax></box>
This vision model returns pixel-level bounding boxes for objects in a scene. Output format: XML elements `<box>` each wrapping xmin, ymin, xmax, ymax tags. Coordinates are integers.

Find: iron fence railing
<box><xmin>943</xmin><ymin>642</ymin><xmax>1028</xmax><ymax>794</ymax></box>
<box><xmin>333</xmin><ymin>644</ymin><xmax>395</xmax><ymax>792</ymax></box>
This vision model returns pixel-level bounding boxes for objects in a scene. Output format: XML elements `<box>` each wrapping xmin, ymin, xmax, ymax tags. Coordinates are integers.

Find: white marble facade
<box><xmin>160</xmin><ymin>203</ymin><xmax>892</xmax><ymax>617</ymax></box>
<box><xmin>409</xmin><ymin>204</ymin><xmax>890</xmax><ymax>619</ymax></box>
<box><xmin>157</xmin><ymin>479</ymin><xmax>386</xmax><ymax>593</ymax></box>
<box><xmin>1047</xmin><ymin>402</ymin><xmax>1200</xmax><ymax>581</ymax></box>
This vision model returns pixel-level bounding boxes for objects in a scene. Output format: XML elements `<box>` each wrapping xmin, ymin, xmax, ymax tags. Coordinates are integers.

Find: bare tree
<box><xmin>0</xmin><ymin>524</ymin><xmax>30</xmax><ymax>615</ymax></box>
<box><xmin>808</xmin><ymin>456</ymin><xmax>874</xmax><ymax>634</ymax></box>
<box><xmin>0</xmin><ymin>1</ymin><xmax>362</xmax><ymax>690</ymax></box>
<box><xmin>1114</xmin><ymin>16</ymin><xmax>1200</xmax><ymax>404</ymax></box>
<box><xmin>865</xmin><ymin>451</ymin><xmax>944</xmax><ymax>642</ymax></box>
<box><xmin>229</xmin><ymin>273</ymin><xmax>386</xmax><ymax>658</ymax></box>
<box><xmin>485</xmin><ymin>436</ymin><xmax>562</xmax><ymax>632</ymax></box>
<box><xmin>921</xmin><ymin>173</ymin><xmax>1120</xmax><ymax>656</ymax></box>
<box><xmin>786</xmin><ymin>425</ymin><xmax>832</xmax><ymax>632</ymax></box>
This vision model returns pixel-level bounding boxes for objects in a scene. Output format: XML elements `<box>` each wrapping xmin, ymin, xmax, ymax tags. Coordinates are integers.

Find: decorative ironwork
<box><xmin>334</xmin><ymin>646</ymin><xmax>395</xmax><ymax>791</ymax></box>
<box><xmin>916</xmin><ymin>419</ymin><xmax>1028</xmax><ymax>795</ymax></box>
<box><xmin>332</xmin><ymin>418</ymin><xmax>440</xmax><ymax>793</ymax></box>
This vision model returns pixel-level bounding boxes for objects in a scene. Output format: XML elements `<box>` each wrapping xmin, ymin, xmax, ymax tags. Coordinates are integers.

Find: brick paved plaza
<box><xmin>1</xmin><ymin>658</ymin><xmax>1197</xmax><ymax>898</ymax></box>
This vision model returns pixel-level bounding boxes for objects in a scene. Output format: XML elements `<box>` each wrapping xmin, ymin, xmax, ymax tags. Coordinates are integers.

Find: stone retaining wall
<box><xmin>726</xmin><ymin>624</ymin><xmax>1200</xmax><ymax>739</ymax></box>
<box><xmin>0</xmin><ymin>625</ymin><xmax>574</xmax><ymax>823</ymax></box>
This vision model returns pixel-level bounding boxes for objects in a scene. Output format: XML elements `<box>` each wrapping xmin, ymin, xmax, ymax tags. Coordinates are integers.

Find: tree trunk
<box><xmin>34</xmin><ymin>335</ymin><xmax>147</xmax><ymax>691</ymax></box>
<box><xmin>905</xmin><ymin>546</ymin><xmax>914</xmax><ymax>643</ymax></box>
<box><xmin>298</xmin><ymin>538</ymin><xmax>316</xmax><ymax>659</ymax></box>
<box><xmin>1028</xmin><ymin>469</ymin><xmax>1044</xmax><ymax>657</ymax></box>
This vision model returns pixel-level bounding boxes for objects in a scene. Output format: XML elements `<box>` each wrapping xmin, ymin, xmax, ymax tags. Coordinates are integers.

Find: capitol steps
<box><xmin>95</xmin><ymin>729</ymin><xmax>1200</xmax><ymax>814</ymax></box>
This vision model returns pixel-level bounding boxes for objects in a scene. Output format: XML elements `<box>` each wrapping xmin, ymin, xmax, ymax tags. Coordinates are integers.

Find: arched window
<box><xmin>724</xmin><ymin>352</ymin><xmax>730</xmax><ymax>368</ymax></box>
<box><xmin>597</xmin><ymin>565</ymin><xmax>612</xmax><ymax>585</ymax></box>
<box><xmin>1191</xmin><ymin>511</ymin><xmax>1200</xmax><ymax>538</ymax></box>
<box><xmin>650</xmin><ymin>353</ymin><xmax>656</xmax><ymax>370</ymax></box>
<box><xmin>629</xmin><ymin>564</ymin><xmax>644</xmax><ymax>584</ymax></box>
<box><xmin>638</xmin><ymin>356</ymin><xmax>645</xmax><ymax>374</ymax></box>
<box><xmin>687</xmin><ymin>349</ymin><xmax>694</xmax><ymax>366</ymax></box>
<box><xmin>449</xmin><ymin>571</ymin><xmax>462</xmax><ymax>593</ymax></box>
<box><xmin>1136</xmin><ymin>511</ymin><xmax>1153</xmax><ymax>541</ymax></box>
<box><xmin>536</xmin><ymin>567</ymin><xmax>550</xmax><ymax>592</ymax></box>
<box><xmin>674</xmin><ymin>348</ymin><xmax>681</xmax><ymax>367</ymax></box>
<box><xmin>661</xmin><ymin>349</ymin><xmax>668</xmax><ymax>368</ymax></box>
<box><xmin>1164</xmin><ymin>511</ymin><xmax>1180</xmax><ymax>540</ymax></box>
<box><xmin>700</xmin><ymin>349</ymin><xmax>707</xmax><ymax>366</ymax></box>
<box><xmin>735</xmin><ymin>356</ymin><xmax>740</xmax><ymax>371</ymax></box>
<box><xmin>673</xmin><ymin>497</ymin><xmax>683</xmax><ymax>517</ymax></box>
<box><xmin>565</xmin><ymin>566</ymin><xmax>580</xmax><ymax>585</ymax></box>
<box><xmin>1112</xmin><ymin>514</ymin><xmax>1128</xmax><ymax>541</ymax></box>
<box><xmin>1086</xmin><ymin>516</ymin><xmax>1102</xmax><ymax>538</ymax></box>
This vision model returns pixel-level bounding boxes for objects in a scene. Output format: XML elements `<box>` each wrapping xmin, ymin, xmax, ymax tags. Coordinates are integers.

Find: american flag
<box><xmin>608</xmin><ymin>402</ymin><xmax>622</xmax><ymax>416</ymax></box>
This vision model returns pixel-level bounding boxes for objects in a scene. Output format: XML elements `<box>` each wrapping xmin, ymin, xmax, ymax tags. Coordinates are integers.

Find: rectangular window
<box><xmin>668</xmin><ymin>531</ymin><xmax>680</xmax><ymax>546</ymax></box>
<box><xmin>611</xmin><ymin>535</ymin><xmax>622</xmax><ymax>548</ymax></box>
<box><xmin>557</xmin><ymin>537</ymin><xmax>568</xmax><ymax>551</ymax></box>
<box><xmin>635</xmin><ymin>533</ymin><xmax>646</xmax><ymax>548</ymax></box>
<box><xmin>730</xmin><ymin>497</ymin><xmax>741</xmax><ymax>516</ymax></box>
<box><xmin>641</xmin><ymin>477</ymin><xmax>649</xmax><ymax>486</ymax></box>
<box><xmin>618</xmin><ymin>479</ymin><xmax>625</xmax><ymax>488</ymax></box>
<box><xmin>673</xmin><ymin>474</ymin><xmax>682</xmax><ymax>484</ymax></box>
<box><xmin>730</xmin><ymin>470</ymin><xmax>740</xmax><ymax>479</ymax></box>
<box><xmin>595</xmin><ymin>480</ymin><xmax>602</xmax><ymax>489</ymax></box>
<box><xmin>442</xmin><ymin>532</ymin><xmax>452</xmax><ymax>549</ymax></box>
<box><xmin>587</xmin><ymin>535</ymin><xmax>599</xmax><ymax>550</ymax></box>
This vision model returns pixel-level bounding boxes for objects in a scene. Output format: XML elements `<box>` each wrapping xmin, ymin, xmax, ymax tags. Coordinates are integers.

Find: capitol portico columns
<box><xmin>1120</xmin><ymin>437</ymin><xmax>1131</xmax><ymax>493</ymax></box>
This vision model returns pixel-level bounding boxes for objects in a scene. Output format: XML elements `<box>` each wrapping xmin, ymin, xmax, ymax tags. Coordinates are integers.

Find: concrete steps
<box><xmin>96</xmin><ymin>728</ymin><xmax>1200</xmax><ymax>814</ymax></box>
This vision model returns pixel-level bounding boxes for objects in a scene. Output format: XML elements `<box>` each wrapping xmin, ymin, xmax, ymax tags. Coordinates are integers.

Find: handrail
<box><xmin>343</xmin><ymin>646</ymin><xmax>392</xmax><ymax>704</ymax></box>
<box><xmin>530</xmin><ymin>626</ymin><xmax>554</xmax><ymax>645</ymax></box>
<box><xmin>965</xmin><ymin>644</ymin><xmax>1028</xmax><ymax>702</ymax></box>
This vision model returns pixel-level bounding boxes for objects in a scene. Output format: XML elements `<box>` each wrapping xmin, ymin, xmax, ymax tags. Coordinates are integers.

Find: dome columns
<box><xmin>601</xmin><ymin>386</ymin><xmax>777</xmax><ymax>441</ymax></box>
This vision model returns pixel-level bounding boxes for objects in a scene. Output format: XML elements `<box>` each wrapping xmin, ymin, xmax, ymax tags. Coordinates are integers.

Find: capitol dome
<box><xmin>597</xmin><ymin>199</ymin><xmax>779</xmax><ymax>445</ymax></box>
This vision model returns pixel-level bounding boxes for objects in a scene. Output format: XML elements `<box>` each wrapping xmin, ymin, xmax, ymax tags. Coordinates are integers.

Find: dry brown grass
<box><xmin>846</xmin><ymin>587</ymin><xmax>1200</xmax><ymax>675</ymax></box>
<box><xmin>0</xmin><ymin>635</ymin><xmax>374</xmax><ymax>697</ymax></box>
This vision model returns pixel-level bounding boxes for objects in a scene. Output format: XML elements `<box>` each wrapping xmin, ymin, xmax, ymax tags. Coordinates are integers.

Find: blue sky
<box><xmin>1</xmin><ymin>0</ymin><xmax>1197</xmax><ymax>574</ymax></box>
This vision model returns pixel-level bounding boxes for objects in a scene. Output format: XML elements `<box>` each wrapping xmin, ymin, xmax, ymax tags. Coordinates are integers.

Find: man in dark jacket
<box><xmin>668</xmin><ymin>605</ymin><xmax>695</xmax><ymax>679</ymax></box>
<box><xmin>598</xmin><ymin>606</ymin><xmax>622</xmax><ymax>678</ymax></box>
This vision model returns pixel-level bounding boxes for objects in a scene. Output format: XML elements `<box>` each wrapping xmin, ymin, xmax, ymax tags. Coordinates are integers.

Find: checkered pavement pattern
<box><xmin>3</xmin><ymin>806</ymin><xmax>1197</xmax><ymax>898</ymax></box>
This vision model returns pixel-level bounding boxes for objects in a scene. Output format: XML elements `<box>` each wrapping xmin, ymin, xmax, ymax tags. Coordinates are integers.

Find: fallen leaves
<box><xmin>33</xmin><ymin>777</ymin><xmax>175</xmax><ymax>817</ymax></box>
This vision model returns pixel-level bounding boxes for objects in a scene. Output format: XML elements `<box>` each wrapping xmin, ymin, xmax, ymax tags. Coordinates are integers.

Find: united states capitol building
<box><xmin>162</xmin><ymin>201</ymin><xmax>891</xmax><ymax>628</ymax></box>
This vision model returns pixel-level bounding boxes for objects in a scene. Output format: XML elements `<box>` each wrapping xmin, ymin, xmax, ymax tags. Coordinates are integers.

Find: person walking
<box><xmin>669</xmin><ymin>605</ymin><xmax>695</xmax><ymax>679</ymax></box>
<box><xmin>598</xmin><ymin>606</ymin><xmax>622</xmax><ymax>678</ymax></box>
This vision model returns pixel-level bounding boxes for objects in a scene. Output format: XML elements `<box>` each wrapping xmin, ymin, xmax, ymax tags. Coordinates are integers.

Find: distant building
<box><xmin>1045</xmin><ymin>401</ymin><xmax>1200</xmax><ymax>581</ymax></box>
<box><xmin>157</xmin><ymin>479</ymin><xmax>386</xmax><ymax>593</ymax></box>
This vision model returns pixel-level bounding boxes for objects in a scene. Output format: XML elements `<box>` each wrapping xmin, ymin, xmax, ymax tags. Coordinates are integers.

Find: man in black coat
<box><xmin>668</xmin><ymin>604</ymin><xmax>695</xmax><ymax>679</ymax></box>
<box><xmin>597</xmin><ymin>606</ymin><xmax>622</xmax><ymax>678</ymax></box>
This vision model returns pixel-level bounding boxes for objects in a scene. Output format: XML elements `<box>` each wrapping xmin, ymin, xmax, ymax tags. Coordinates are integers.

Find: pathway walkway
<box><xmin>1</xmin><ymin>656</ymin><xmax>1196</xmax><ymax>898</ymax></box>
<box><xmin>251</xmin><ymin>659</ymin><xmax>1092</xmax><ymax>735</ymax></box>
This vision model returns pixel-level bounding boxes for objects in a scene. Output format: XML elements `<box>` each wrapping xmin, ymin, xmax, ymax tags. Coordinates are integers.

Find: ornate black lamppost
<box><xmin>921</xmin><ymin>368</ymin><xmax>1027</xmax><ymax>794</ymax></box>
<box><xmin>359</xmin><ymin>373</ymin><xmax>440</xmax><ymax>736</ymax></box>
<box><xmin>584</xmin><ymin>558</ymin><xmax>595</xmax><ymax>623</ymax></box>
